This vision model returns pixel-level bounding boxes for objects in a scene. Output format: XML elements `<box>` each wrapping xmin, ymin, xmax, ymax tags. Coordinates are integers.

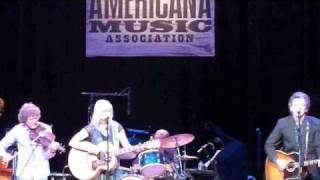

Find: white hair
<box><xmin>90</xmin><ymin>99</ymin><xmax>114</xmax><ymax>128</ymax></box>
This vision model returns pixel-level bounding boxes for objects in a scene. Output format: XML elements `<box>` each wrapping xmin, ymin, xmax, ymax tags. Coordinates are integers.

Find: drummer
<box><xmin>131</xmin><ymin>129</ymin><xmax>177</xmax><ymax>178</ymax></box>
<box><xmin>153</xmin><ymin>129</ymin><xmax>176</xmax><ymax>163</ymax></box>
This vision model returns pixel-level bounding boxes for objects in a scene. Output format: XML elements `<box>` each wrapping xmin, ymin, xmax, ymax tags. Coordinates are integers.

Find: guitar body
<box><xmin>68</xmin><ymin>140</ymin><xmax>160</xmax><ymax>179</ymax></box>
<box><xmin>265</xmin><ymin>150</ymin><xmax>307</xmax><ymax>180</ymax></box>
<box><xmin>68</xmin><ymin>141</ymin><xmax>118</xmax><ymax>179</ymax></box>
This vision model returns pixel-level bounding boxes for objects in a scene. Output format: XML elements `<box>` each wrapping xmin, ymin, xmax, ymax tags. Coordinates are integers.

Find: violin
<box><xmin>28</xmin><ymin>123</ymin><xmax>65</xmax><ymax>153</ymax></box>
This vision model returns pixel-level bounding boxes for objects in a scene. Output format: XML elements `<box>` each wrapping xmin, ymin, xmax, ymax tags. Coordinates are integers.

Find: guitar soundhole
<box><xmin>286</xmin><ymin>161</ymin><xmax>296</xmax><ymax>172</ymax></box>
<box><xmin>92</xmin><ymin>161</ymin><xmax>98</xmax><ymax>170</ymax></box>
<box><xmin>98</xmin><ymin>152</ymin><xmax>113</xmax><ymax>162</ymax></box>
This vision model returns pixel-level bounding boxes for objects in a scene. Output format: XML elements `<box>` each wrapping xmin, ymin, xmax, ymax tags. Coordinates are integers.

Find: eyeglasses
<box><xmin>29</xmin><ymin>114</ymin><xmax>41</xmax><ymax>119</ymax></box>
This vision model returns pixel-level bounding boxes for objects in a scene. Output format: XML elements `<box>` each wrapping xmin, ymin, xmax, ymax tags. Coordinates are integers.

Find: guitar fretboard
<box><xmin>115</xmin><ymin>144</ymin><xmax>144</xmax><ymax>156</ymax></box>
<box><xmin>304</xmin><ymin>159</ymin><xmax>320</xmax><ymax>166</ymax></box>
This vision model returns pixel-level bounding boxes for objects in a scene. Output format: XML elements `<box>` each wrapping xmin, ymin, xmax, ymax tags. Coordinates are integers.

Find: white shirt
<box><xmin>0</xmin><ymin>122</ymin><xmax>53</xmax><ymax>179</ymax></box>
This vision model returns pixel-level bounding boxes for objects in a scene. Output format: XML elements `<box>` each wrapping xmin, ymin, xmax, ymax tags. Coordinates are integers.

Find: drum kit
<box><xmin>118</xmin><ymin>133</ymin><xmax>198</xmax><ymax>180</ymax></box>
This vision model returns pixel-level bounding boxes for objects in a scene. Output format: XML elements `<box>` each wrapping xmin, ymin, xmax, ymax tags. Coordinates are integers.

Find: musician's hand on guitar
<box><xmin>276</xmin><ymin>159</ymin><xmax>288</xmax><ymax>171</ymax></box>
<box><xmin>48</xmin><ymin>141</ymin><xmax>60</xmax><ymax>152</ymax></box>
<box><xmin>145</xmin><ymin>140</ymin><xmax>161</xmax><ymax>149</ymax></box>
<box><xmin>87</xmin><ymin>146</ymin><xmax>100</xmax><ymax>155</ymax></box>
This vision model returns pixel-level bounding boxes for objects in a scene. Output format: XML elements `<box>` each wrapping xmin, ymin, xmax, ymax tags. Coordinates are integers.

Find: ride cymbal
<box><xmin>160</xmin><ymin>133</ymin><xmax>194</xmax><ymax>148</ymax></box>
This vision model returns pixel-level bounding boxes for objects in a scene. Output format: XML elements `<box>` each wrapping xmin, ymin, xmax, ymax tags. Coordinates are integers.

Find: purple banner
<box><xmin>86</xmin><ymin>0</ymin><xmax>215</xmax><ymax>57</ymax></box>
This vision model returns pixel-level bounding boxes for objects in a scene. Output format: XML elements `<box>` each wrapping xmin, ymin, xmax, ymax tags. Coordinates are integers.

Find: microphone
<box><xmin>296</xmin><ymin>111</ymin><xmax>305</xmax><ymax>128</ymax></box>
<box><xmin>197</xmin><ymin>142</ymin><xmax>214</xmax><ymax>153</ymax></box>
<box><xmin>297</xmin><ymin>111</ymin><xmax>304</xmax><ymax>119</ymax></box>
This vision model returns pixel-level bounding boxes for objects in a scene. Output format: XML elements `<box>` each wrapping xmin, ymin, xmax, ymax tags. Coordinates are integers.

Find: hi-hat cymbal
<box><xmin>180</xmin><ymin>155</ymin><xmax>199</xmax><ymax>161</ymax></box>
<box><xmin>160</xmin><ymin>133</ymin><xmax>194</xmax><ymax>148</ymax></box>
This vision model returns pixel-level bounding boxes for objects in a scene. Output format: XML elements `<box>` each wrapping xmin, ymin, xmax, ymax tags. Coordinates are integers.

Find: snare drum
<box><xmin>138</xmin><ymin>150</ymin><xmax>166</xmax><ymax>177</ymax></box>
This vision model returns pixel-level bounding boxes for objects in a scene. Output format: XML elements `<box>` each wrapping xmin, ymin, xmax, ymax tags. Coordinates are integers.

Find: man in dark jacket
<box><xmin>265</xmin><ymin>91</ymin><xmax>320</xmax><ymax>180</ymax></box>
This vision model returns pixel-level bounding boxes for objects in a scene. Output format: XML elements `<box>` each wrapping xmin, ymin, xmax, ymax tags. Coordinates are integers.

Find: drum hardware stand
<box><xmin>81</xmin><ymin>88</ymin><xmax>131</xmax><ymax>123</ymax></box>
<box><xmin>181</xmin><ymin>146</ymin><xmax>193</xmax><ymax>180</ymax></box>
<box><xmin>174</xmin><ymin>137</ymin><xmax>183</xmax><ymax>176</ymax></box>
<box><xmin>174</xmin><ymin>140</ymin><xmax>192</xmax><ymax>180</ymax></box>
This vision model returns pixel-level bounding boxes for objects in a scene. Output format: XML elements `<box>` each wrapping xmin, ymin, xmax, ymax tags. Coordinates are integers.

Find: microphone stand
<box><xmin>88</xmin><ymin>95</ymin><xmax>94</xmax><ymax>123</ymax></box>
<box><xmin>17</xmin><ymin>143</ymin><xmax>38</xmax><ymax>179</ymax></box>
<box><xmin>174</xmin><ymin>138</ymin><xmax>184</xmax><ymax>179</ymax></box>
<box><xmin>106</xmin><ymin>120</ymin><xmax>110</xmax><ymax>177</ymax></box>
<box><xmin>297</xmin><ymin>115</ymin><xmax>303</xmax><ymax>180</ymax></box>
<box><xmin>11</xmin><ymin>148</ymin><xmax>18</xmax><ymax>180</ymax></box>
<box><xmin>204</xmin><ymin>150</ymin><xmax>221</xmax><ymax>168</ymax></box>
<box><xmin>18</xmin><ymin>131</ymin><xmax>46</xmax><ymax>178</ymax></box>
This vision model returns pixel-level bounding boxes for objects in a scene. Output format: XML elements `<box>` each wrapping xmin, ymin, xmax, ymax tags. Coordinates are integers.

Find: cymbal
<box><xmin>180</xmin><ymin>155</ymin><xmax>199</xmax><ymax>161</ymax></box>
<box><xmin>160</xmin><ymin>133</ymin><xmax>194</xmax><ymax>148</ymax></box>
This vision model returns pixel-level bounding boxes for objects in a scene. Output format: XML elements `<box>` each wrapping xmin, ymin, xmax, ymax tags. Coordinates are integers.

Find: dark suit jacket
<box><xmin>265</xmin><ymin>115</ymin><xmax>320</xmax><ymax>179</ymax></box>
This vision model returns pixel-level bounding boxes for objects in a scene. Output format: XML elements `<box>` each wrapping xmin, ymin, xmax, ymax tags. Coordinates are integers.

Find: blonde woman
<box><xmin>68</xmin><ymin>99</ymin><xmax>132</xmax><ymax>180</ymax></box>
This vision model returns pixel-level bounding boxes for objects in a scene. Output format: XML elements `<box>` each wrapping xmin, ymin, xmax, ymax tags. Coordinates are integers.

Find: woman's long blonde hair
<box><xmin>90</xmin><ymin>99</ymin><xmax>114</xmax><ymax>128</ymax></box>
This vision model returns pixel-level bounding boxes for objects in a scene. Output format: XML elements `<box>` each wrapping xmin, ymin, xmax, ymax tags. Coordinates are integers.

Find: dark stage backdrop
<box><xmin>0</xmin><ymin>0</ymin><xmax>320</xmax><ymax>179</ymax></box>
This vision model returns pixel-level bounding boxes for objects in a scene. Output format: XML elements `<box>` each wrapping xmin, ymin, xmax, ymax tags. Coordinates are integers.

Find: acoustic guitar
<box><xmin>265</xmin><ymin>150</ymin><xmax>320</xmax><ymax>180</ymax></box>
<box><xmin>68</xmin><ymin>140</ymin><xmax>160</xmax><ymax>179</ymax></box>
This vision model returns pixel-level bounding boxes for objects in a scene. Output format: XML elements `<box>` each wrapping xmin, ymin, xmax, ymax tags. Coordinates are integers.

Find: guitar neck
<box><xmin>304</xmin><ymin>159</ymin><xmax>320</xmax><ymax>166</ymax></box>
<box><xmin>115</xmin><ymin>143</ymin><xmax>145</xmax><ymax>156</ymax></box>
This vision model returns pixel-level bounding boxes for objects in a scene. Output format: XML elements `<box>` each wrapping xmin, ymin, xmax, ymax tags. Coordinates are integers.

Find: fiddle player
<box><xmin>0</xmin><ymin>102</ymin><xmax>60</xmax><ymax>180</ymax></box>
<box><xmin>68</xmin><ymin>99</ymin><xmax>133</xmax><ymax>180</ymax></box>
